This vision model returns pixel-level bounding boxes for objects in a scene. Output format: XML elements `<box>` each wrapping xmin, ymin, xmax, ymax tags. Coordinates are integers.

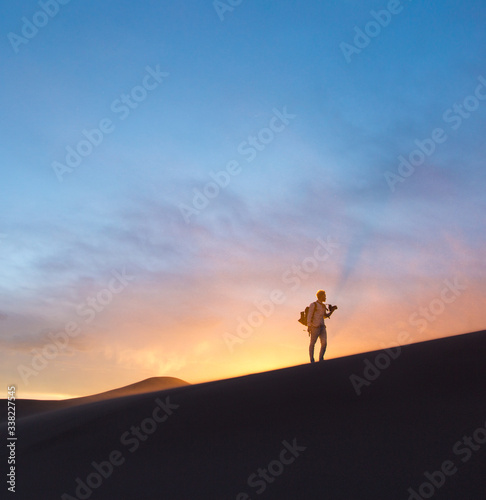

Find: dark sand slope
<box><xmin>4</xmin><ymin>331</ymin><xmax>486</xmax><ymax>499</ymax></box>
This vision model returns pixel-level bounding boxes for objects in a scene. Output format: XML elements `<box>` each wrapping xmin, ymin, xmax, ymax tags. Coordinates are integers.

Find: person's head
<box><xmin>316</xmin><ymin>290</ymin><xmax>326</xmax><ymax>302</ymax></box>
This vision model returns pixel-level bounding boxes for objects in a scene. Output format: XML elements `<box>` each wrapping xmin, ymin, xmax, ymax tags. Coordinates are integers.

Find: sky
<box><xmin>1</xmin><ymin>0</ymin><xmax>485</xmax><ymax>399</ymax></box>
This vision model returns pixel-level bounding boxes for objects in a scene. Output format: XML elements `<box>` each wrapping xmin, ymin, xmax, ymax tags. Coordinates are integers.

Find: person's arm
<box><xmin>325</xmin><ymin>304</ymin><xmax>338</xmax><ymax>318</ymax></box>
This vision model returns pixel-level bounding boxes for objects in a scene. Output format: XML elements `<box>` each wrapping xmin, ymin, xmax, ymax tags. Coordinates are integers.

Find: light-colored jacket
<box><xmin>307</xmin><ymin>301</ymin><xmax>327</xmax><ymax>328</ymax></box>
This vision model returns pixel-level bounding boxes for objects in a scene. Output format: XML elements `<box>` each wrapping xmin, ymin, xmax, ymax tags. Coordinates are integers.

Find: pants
<box><xmin>309</xmin><ymin>324</ymin><xmax>327</xmax><ymax>362</ymax></box>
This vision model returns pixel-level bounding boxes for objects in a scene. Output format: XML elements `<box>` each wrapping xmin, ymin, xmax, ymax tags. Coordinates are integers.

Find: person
<box><xmin>307</xmin><ymin>290</ymin><xmax>337</xmax><ymax>363</ymax></box>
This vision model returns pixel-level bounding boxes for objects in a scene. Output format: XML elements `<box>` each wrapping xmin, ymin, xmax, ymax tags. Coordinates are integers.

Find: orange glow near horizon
<box><xmin>16</xmin><ymin>315</ymin><xmax>484</xmax><ymax>402</ymax></box>
<box><xmin>6</xmin><ymin>266</ymin><xmax>485</xmax><ymax>401</ymax></box>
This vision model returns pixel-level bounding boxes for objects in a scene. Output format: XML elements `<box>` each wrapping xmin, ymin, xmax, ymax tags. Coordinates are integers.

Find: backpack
<box><xmin>298</xmin><ymin>302</ymin><xmax>318</xmax><ymax>326</ymax></box>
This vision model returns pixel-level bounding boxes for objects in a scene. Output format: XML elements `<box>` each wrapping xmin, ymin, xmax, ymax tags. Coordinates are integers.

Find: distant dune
<box><xmin>3</xmin><ymin>331</ymin><xmax>485</xmax><ymax>499</ymax></box>
<box><xmin>0</xmin><ymin>377</ymin><xmax>189</xmax><ymax>423</ymax></box>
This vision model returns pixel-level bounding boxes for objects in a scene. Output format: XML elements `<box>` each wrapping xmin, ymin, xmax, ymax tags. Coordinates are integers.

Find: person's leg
<box><xmin>308</xmin><ymin>327</ymin><xmax>319</xmax><ymax>363</ymax></box>
<box><xmin>318</xmin><ymin>325</ymin><xmax>328</xmax><ymax>361</ymax></box>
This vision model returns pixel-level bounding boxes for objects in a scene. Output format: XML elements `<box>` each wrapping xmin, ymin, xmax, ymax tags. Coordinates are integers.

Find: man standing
<box><xmin>307</xmin><ymin>290</ymin><xmax>337</xmax><ymax>363</ymax></box>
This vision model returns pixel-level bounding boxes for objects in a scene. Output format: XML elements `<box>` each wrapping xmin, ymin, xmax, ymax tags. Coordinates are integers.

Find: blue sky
<box><xmin>1</xmin><ymin>0</ymin><xmax>485</xmax><ymax>398</ymax></box>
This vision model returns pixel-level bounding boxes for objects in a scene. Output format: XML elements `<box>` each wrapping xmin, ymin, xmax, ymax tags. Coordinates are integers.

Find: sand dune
<box><xmin>3</xmin><ymin>331</ymin><xmax>485</xmax><ymax>499</ymax></box>
<box><xmin>0</xmin><ymin>377</ymin><xmax>189</xmax><ymax>424</ymax></box>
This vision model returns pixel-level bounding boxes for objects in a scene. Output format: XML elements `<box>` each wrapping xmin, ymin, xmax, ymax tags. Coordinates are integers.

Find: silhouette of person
<box><xmin>307</xmin><ymin>290</ymin><xmax>337</xmax><ymax>363</ymax></box>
